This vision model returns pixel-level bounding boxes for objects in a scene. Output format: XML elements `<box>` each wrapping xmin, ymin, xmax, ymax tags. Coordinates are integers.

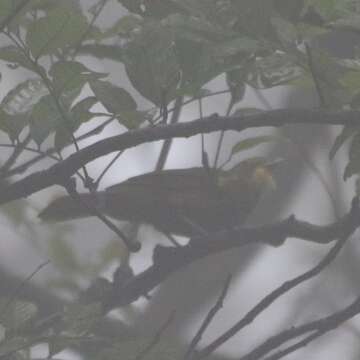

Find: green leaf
<box><xmin>0</xmin><ymin>0</ymin><xmax>32</xmax><ymax>28</ymax></box>
<box><xmin>304</xmin><ymin>0</ymin><xmax>354</xmax><ymax>21</ymax></box>
<box><xmin>26</xmin><ymin>5</ymin><xmax>88</xmax><ymax>59</ymax></box>
<box><xmin>54</xmin><ymin>96</ymin><xmax>98</xmax><ymax>150</ymax></box>
<box><xmin>231</xmin><ymin>135</ymin><xmax>286</xmax><ymax>155</ymax></box>
<box><xmin>173</xmin><ymin>39</ymin><xmax>207</xmax><ymax>93</ymax></box>
<box><xmin>170</xmin><ymin>0</ymin><xmax>235</xmax><ymax>26</ymax></box>
<box><xmin>78</xmin><ymin>44</ymin><xmax>124</xmax><ymax>61</ymax></box>
<box><xmin>162</xmin><ymin>13</ymin><xmax>232</xmax><ymax>43</ymax></box>
<box><xmin>0</xmin><ymin>299</ymin><xmax>37</xmax><ymax>331</ymax></box>
<box><xmin>350</xmin><ymin>92</ymin><xmax>360</xmax><ymax>109</ymax></box>
<box><xmin>226</xmin><ymin>69</ymin><xmax>247</xmax><ymax>104</ymax></box>
<box><xmin>271</xmin><ymin>16</ymin><xmax>299</xmax><ymax>45</ymax></box>
<box><xmin>0</xmin><ymin>336</ymin><xmax>29</xmax><ymax>357</ymax></box>
<box><xmin>117</xmin><ymin>110</ymin><xmax>151</xmax><ymax>129</ymax></box>
<box><xmin>29</xmin><ymin>95</ymin><xmax>62</xmax><ymax>146</ymax></box>
<box><xmin>212</xmin><ymin>37</ymin><xmax>260</xmax><ymax>57</ymax></box>
<box><xmin>117</xmin><ymin>0</ymin><xmax>143</xmax><ymax>15</ymax></box>
<box><xmin>344</xmin><ymin>131</ymin><xmax>360</xmax><ymax>179</ymax></box>
<box><xmin>274</xmin><ymin>0</ymin><xmax>305</xmax><ymax>23</ymax></box>
<box><xmin>329</xmin><ymin>13</ymin><xmax>360</xmax><ymax>31</ymax></box>
<box><xmin>176</xmin><ymin>38</ymin><xmax>256</xmax><ymax>97</ymax></box>
<box><xmin>1</xmin><ymin>78</ymin><xmax>48</xmax><ymax>115</ymax></box>
<box><xmin>0</xmin><ymin>78</ymin><xmax>48</xmax><ymax>140</ymax></box>
<box><xmin>90</xmin><ymin>80</ymin><xmax>137</xmax><ymax>114</ymax></box>
<box><xmin>305</xmin><ymin>48</ymin><xmax>351</xmax><ymax>107</ymax></box>
<box><xmin>338</xmin><ymin>61</ymin><xmax>360</xmax><ymax>105</ymax></box>
<box><xmin>71</xmin><ymin>96</ymin><xmax>98</xmax><ymax>121</ymax></box>
<box><xmin>49</xmin><ymin>61</ymin><xmax>107</xmax><ymax>95</ymax></box>
<box><xmin>0</xmin><ymin>46</ymin><xmax>33</xmax><ymax>70</ymax></box>
<box><xmin>102</xmin><ymin>15</ymin><xmax>143</xmax><ymax>39</ymax></box>
<box><xmin>329</xmin><ymin>125</ymin><xmax>356</xmax><ymax>159</ymax></box>
<box><xmin>0</xmin><ymin>111</ymin><xmax>26</xmax><ymax>141</ymax></box>
<box><xmin>163</xmin><ymin>15</ymin><xmax>255</xmax><ymax>97</ymax></box>
<box><xmin>122</xmin><ymin>22</ymin><xmax>180</xmax><ymax>106</ymax></box>
<box><xmin>231</xmin><ymin>0</ymin><xmax>276</xmax><ymax>39</ymax></box>
<box><xmin>119</xmin><ymin>0</ymin><xmax>183</xmax><ymax>19</ymax></box>
<box><xmin>248</xmin><ymin>52</ymin><xmax>303</xmax><ymax>89</ymax></box>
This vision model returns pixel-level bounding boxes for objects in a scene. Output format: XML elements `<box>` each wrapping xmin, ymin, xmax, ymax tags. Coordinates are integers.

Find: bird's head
<box><xmin>218</xmin><ymin>157</ymin><xmax>281</xmax><ymax>192</ymax></box>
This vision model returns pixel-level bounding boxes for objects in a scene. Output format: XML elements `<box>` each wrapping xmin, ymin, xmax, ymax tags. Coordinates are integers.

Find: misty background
<box><xmin>0</xmin><ymin>1</ymin><xmax>359</xmax><ymax>359</ymax></box>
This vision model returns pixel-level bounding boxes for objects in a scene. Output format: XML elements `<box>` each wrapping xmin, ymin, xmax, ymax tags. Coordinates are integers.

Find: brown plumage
<box><xmin>39</xmin><ymin>157</ymin><xmax>277</xmax><ymax>236</ymax></box>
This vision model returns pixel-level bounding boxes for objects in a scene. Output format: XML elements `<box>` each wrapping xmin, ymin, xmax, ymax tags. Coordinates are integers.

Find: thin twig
<box><xmin>0</xmin><ymin>260</ymin><xmax>50</xmax><ymax>319</ymax></box>
<box><xmin>64</xmin><ymin>181</ymin><xmax>140</xmax><ymax>252</ymax></box>
<box><xmin>198</xmin><ymin>98</ymin><xmax>207</xmax><ymax>167</ymax></box>
<box><xmin>0</xmin><ymin>142</ymin><xmax>61</xmax><ymax>162</ymax></box>
<box><xmin>3</xmin><ymin>116</ymin><xmax>116</xmax><ymax>179</ymax></box>
<box><xmin>213</xmin><ymin>98</ymin><xmax>235</xmax><ymax>168</ymax></box>
<box><xmin>94</xmin><ymin>150</ymin><xmax>124</xmax><ymax>188</ymax></box>
<box><xmin>0</xmin><ymin>133</ymin><xmax>32</xmax><ymax>175</ymax></box>
<box><xmin>262</xmin><ymin>330</ymin><xmax>325</xmax><ymax>360</ymax></box>
<box><xmin>252</xmin><ymin>88</ymin><xmax>339</xmax><ymax>219</ymax></box>
<box><xmin>195</xmin><ymin>217</ymin><xmax>356</xmax><ymax>359</ymax></box>
<box><xmin>293</xmin><ymin>139</ymin><xmax>340</xmax><ymax>219</ymax></box>
<box><xmin>0</xmin><ymin>142</ymin><xmax>87</xmax><ymax>182</ymax></box>
<box><xmin>186</xmin><ymin>275</ymin><xmax>232</xmax><ymax>359</ymax></box>
<box><xmin>152</xmin><ymin>90</ymin><xmax>231</xmax><ymax>124</ymax></box>
<box><xmin>163</xmin><ymin>90</ymin><xmax>230</xmax><ymax>121</ymax></box>
<box><xmin>304</xmin><ymin>42</ymin><xmax>326</xmax><ymax>108</ymax></box>
<box><xmin>155</xmin><ymin>96</ymin><xmax>183</xmax><ymax>171</ymax></box>
<box><xmin>4</xmin><ymin>30</ymin><xmax>91</xmax><ymax>182</ymax></box>
<box><xmin>37</xmin><ymin>68</ymin><xmax>91</xmax><ymax>182</ymax></box>
<box><xmin>239</xmin><ymin>292</ymin><xmax>360</xmax><ymax>360</ymax></box>
<box><xmin>72</xmin><ymin>0</ymin><xmax>109</xmax><ymax>57</ymax></box>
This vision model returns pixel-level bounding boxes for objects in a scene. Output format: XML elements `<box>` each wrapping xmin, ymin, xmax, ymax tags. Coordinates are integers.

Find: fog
<box><xmin>0</xmin><ymin>1</ymin><xmax>359</xmax><ymax>360</ymax></box>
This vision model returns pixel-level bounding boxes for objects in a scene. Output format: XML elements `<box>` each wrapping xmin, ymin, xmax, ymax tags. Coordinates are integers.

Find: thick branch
<box><xmin>0</xmin><ymin>108</ymin><xmax>359</xmax><ymax>205</ymax></box>
<box><xmin>196</xmin><ymin>218</ymin><xmax>354</xmax><ymax>358</ymax></box>
<box><xmin>104</xmin><ymin>198</ymin><xmax>360</xmax><ymax>310</ymax></box>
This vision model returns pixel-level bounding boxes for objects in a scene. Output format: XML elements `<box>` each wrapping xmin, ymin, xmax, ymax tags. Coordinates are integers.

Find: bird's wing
<box><xmin>105</xmin><ymin>168</ymin><xmax>218</xmax><ymax>193</ymax></box>
<box><xmin>103</xmin><ymin>167</ymin><xmax>232</xmax><ymax>235</ymax></box>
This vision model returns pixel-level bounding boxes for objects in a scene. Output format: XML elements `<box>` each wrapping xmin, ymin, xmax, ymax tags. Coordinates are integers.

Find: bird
<box><xmin>39</xmin><ymin>157</ymin><xmax>278</xmax><ymax>237</ymax></box>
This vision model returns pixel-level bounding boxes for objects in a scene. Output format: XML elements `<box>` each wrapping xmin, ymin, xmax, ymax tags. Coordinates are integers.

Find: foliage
<box><xmin>0</xmin><ymin>0</ymin><xmax>359</xmax><ymax>359</ymax></box>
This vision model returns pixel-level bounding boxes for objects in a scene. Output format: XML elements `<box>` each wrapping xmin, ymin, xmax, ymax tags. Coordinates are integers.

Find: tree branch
<box><xmin>186</xmin><ymin>275</ymin><xmax>232</xmax><ymax>359</ymax></box>
<box><xmin>196</xmin><ymin>218</ymin><xmax>354</xmax><ymax>359</ymax></box>
<box><xmin>239</xmin><ymin>293</ymin><xmax>360</xmax><ymax>360</ymax></box>
<box><xmin>0</xmin><ymin>108</ymin><xmax>359</xmax><ymax>205</ymax></box>
<box><xmin>103</xmin><ymin>198</ymin><xmax>360</xmax><ymax>310</ymax></box>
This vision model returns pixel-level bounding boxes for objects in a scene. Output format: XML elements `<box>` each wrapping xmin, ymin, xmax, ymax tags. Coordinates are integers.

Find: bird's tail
<box><xmin>39</xmin><ymin>193</ymin><xmax>100</xmax><ymax>222</ymax></box>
